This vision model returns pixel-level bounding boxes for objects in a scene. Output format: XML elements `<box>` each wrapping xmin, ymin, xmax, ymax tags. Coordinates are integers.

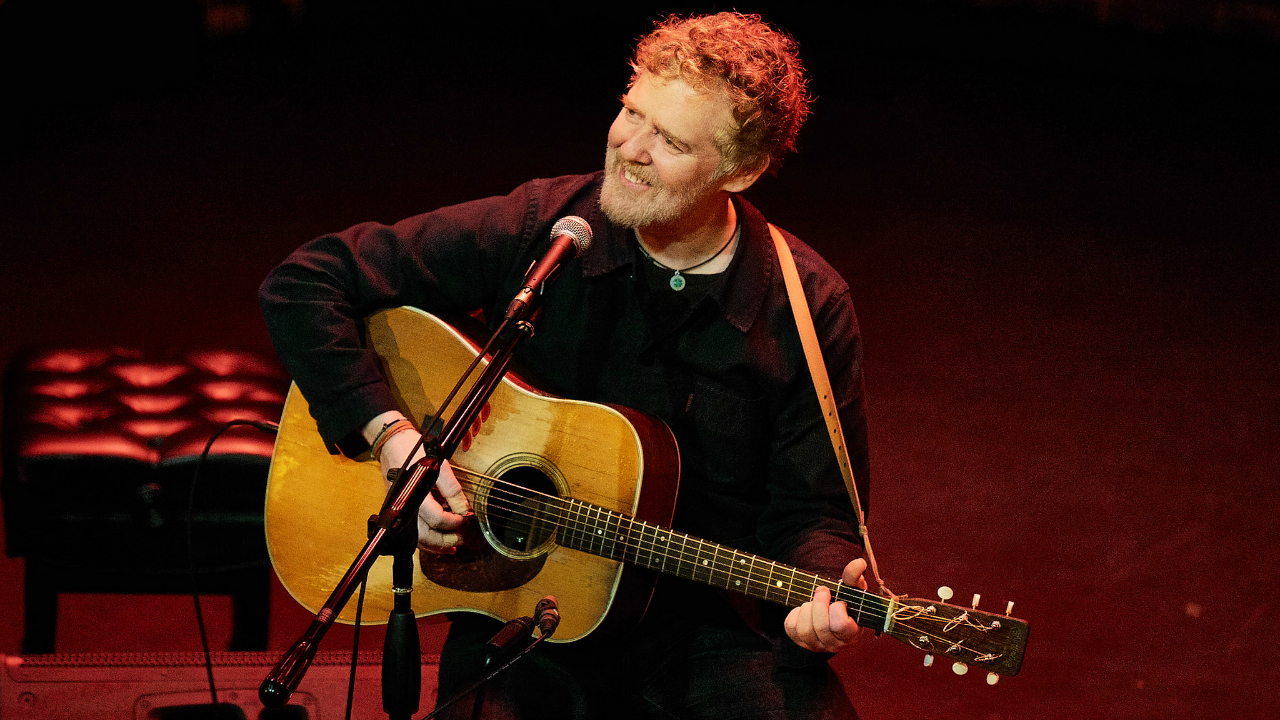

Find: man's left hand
<box><xmin>784</xmin><ymin>558</ymin><xmax>869</xmax><ymax>653</ymax></box>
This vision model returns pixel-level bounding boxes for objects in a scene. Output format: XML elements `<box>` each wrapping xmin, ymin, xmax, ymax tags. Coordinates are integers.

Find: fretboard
<box><xmin>552</xmin><ymin>496</ymin><xmax>889</xmax><ymax>632</ymax></box>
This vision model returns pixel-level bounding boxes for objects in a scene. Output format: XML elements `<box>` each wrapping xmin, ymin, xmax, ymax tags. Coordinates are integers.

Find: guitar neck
<box><xmin>552</xmin><ymin>496</ymin><xmax>890</xmax><ymax>633</ymax></box>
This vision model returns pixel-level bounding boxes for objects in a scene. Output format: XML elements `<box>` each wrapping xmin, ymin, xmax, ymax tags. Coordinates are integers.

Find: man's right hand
<box><xmin>366</xmin><ymin>412</ymin><xmax>472</xmax><ymax>554</ymax></box>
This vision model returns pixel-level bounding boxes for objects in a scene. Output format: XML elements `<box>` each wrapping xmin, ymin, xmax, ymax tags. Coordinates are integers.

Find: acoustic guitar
<box><xmin>264</xmin><ymin>307</ymin><xmax>1028</xmax><ymax>679</ymax></box>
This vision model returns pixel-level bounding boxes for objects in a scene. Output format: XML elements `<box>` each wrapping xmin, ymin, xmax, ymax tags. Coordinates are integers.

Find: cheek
<box><xmin>652</xmin><ymin>156</ymin><xmax>705</xmax><ymax>191</ymax></box>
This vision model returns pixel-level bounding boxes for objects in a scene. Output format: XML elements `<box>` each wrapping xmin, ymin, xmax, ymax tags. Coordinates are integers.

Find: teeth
<box><xmin>623</xmin><ymin>166</ymin><xmax>649</xmax><ymax>186</ymax></box>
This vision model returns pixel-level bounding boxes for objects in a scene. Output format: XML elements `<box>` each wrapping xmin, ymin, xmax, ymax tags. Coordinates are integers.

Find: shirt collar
<box><xmin>579</xmin><ymin>176</ymin><xmax>773</xmax><ymax>335</ymax></box>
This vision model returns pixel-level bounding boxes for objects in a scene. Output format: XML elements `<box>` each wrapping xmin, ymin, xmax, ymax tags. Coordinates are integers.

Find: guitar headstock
<box><xmin>884</xmin><ymin>587</ymin><xmax>1029</xmax><ymax>681</ymax></box>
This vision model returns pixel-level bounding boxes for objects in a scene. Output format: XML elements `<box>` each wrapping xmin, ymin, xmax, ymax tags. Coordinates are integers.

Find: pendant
<box><xmin>669</xmin><ymin>271</ymin><xmax>686</xmax><ymax>291</ymax></box>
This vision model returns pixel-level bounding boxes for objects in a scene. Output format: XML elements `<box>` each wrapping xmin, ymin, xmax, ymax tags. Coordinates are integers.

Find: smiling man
<box><xmin>261</xmin><ymin>12</ymin><xmax>870</xmax><ymax>719</ymax></box>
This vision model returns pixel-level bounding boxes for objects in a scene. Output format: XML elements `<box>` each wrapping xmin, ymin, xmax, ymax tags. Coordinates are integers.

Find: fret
<box><xmin>775</xmin><ymin>562</ymin><xmax>791</xmax><ymax>606</ymax></box>
<box><xmin>615</xmin><ymin>516</ymin><xmax>635</xmax><ymax>563</ymax></box>
<box><xmin>722</xmin><ymin>549</ymin><xmax>749</xmax><ymax>593</ymax></box>
<box><xmin>553</xmin><ymin>499</ymin><xmax>572</xmax><ymax>549</ymax></box>
<box><xmin>679</xmin><ymin>532</ymin><xmax>698</xmax><ymax>580</ymax></box>
<box><xmin>740</xmin><ymin>554</ymin><xmax>764</xmax><ymax>600</ymax></box>
<box><xmin>562</xmin><ymin>498</ymin><xmax>590</xmax><ymax>553</ymax></box>
<box><xmin>562</xmin><ymin>498</ymin><xmax>581</xmax><ymax>551</ymax></box>
<box><xmin>666</xmin><ymin>529</ymin><xmax>684</xmax><ymax>575</ymax></box>
<box><xmin>606</xmin><ymin>510</ymin><xmax>626</xmax><ymax>561</ymax></box>
<box><xmin>642</xmin><ymin>523</ymin><xmax>663</xmax><ymax>570</ymax></box>
<box><xmin>586</xmin><ymin>504</ymin><xmax>602</xmax><ymax>556</ymax></box>
<box><xmin>689</xmin><ymin>537</ymin><xmax>713</xmax><ymax>585</ymax></box>
<box><xmin>747</xmin><ymin>556</ymin><xmax>768</xmax><ymax>602</ymax></box>
<box><xmin>653</xmin><ymin>527</ymin><xmax>673</xmax><ymax>573</ymax></box>
<box><xmin>842</xmin><ymin>582</ymin><xmax>865</xmax><ymax>627</ymax></box>
<box><xmin>792</xmin><ymin>569</ymin><xmax>818</xmax><ymax>606</ymax></box>
<box><xmin>708</xmin><ymin>543</ymin><xmax>734</xmax><ymax>589</ymax></box>
<box><xmin>587</xmin><ymin>504</ymin><xmax>605</xmax><ymax>556</ymax></box>
<box><xmin>632</xmin><ymin>521</ymin><xmax>653</xmax><ymax>569</ymax></box>
<box><xmin>841</xmin><ymin>586</ymin><xmax>887</xmax><ymax>631</ymax></box>
<box><xmin>764</xmin><ymin>559</ymin><xmax>789</xmax><ymax>605</ymax></box>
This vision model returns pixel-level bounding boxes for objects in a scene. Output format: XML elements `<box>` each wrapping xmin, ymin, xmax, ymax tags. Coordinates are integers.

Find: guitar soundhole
<box><xmin>488</xmin><ymin>466</ymin><xmax>558</xmax><ymax>553</ymax></box>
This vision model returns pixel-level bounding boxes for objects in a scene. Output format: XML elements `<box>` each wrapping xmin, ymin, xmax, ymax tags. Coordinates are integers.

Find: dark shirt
<box><xmin>259</xmin><ymin>171</ymin><xmax>869</xmax><ymax>582</ymax></box>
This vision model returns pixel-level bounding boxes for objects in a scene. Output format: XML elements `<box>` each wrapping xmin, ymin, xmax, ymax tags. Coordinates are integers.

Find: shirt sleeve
<box><xmin>258</xmin><ymin>184</ymin><xmax>539</xmax><ymax>451</ymax></box>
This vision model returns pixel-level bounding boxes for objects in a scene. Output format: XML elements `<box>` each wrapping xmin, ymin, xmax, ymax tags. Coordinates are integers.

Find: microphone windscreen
<box><xmin>551</xmin><ymin>216</ymin><xmax>592</xmax><ymax>256</ymax></box>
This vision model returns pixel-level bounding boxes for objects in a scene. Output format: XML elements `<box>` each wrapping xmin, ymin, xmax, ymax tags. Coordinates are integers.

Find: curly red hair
<box><xmin>631</xmin><ymin>12</ymin><xmax>812</xmax><ymax>173</ymax></box>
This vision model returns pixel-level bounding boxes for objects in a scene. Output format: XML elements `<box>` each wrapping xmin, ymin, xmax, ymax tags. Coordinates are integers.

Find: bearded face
<box><xmin>600</xmin><ymin>145</ymin><xmax>722</xmax><ymax>229</ymax></box>
<box><xmin>598</xmin><ymin>72</ymin><xmax>736</xmax><ymax>232</ymax></box>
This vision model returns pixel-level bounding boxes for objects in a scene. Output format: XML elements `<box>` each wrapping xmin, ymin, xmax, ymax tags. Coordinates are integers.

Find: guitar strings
<box><xmin>450</xmin><ymin>466</ymin><xmax>888</xmax><ymax>610</ymax></box>
<box><xmin>438</xmin><ymin>466</ymin><xmax>1000</xmax><ymax>657</ymax></box>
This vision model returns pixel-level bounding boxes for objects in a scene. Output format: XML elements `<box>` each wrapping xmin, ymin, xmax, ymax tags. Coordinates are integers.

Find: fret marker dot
<box><xmin>739</xmin><ymin>559</ymin><xmax>746</xmax><ymax>564</ymax></box>
<box><xmin>775</xmin><ymin>581</ymin><xmax>783</xmax><ymax>588</ymax></box>
<box><xmin>596</xmin><ymin>530</ymin><xmax>603</xmax><ymax>535</ymax></box>
<box><xmin>702</xmin><ymin>560</ymin><xmax>708</xmax><ymax>566</ymax></box>
<box><xmin>735</xmin><ymin>580</ymin><xmax>741</xmax><ymax>586</ymax></box>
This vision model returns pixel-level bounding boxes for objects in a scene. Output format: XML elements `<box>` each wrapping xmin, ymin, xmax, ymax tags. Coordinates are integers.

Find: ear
<box><xmin>719</xmin><ymin>155</ymin><xmax>770</xmax><ymax>193</ymax></box>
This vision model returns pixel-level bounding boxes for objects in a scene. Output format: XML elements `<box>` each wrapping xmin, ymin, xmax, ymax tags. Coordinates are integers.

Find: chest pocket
<box><xmin>683</xmin><ymin>376</ymin><xmax>770</xmax><ymax>495</ymax></box>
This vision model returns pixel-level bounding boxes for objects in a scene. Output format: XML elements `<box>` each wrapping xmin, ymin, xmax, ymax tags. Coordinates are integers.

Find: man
<box><xmin>261</xmin><ymin>12</ymin><xmax>870</xmax><ymax>719</ymax></box>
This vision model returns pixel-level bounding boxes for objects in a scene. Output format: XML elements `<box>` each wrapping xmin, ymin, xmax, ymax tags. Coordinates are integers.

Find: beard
<box><xmin>599</xmin><ymin>147</ymin><xmax>719</xmax><ymax>229</ymax></box>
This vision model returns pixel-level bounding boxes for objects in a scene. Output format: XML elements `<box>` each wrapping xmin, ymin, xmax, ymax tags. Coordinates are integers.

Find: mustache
<box><xmin>607</xmin><ymin>148</ymin><xmax>657</xmax><ymax>187</ymax></box>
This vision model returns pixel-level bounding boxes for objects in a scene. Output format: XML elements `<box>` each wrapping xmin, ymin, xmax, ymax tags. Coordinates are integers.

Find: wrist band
<box><xmin>371</xmin><ymin>419</ymin><xmax>415</xmax><ymax>461</ymax></box>
<box><xmin>369</xmin><ymin>417</ymin><xmax>404</xmax><ymax>448</ymax></box>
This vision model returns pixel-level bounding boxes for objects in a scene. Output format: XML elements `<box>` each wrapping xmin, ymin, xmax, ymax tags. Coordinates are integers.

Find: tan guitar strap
<box><xmin>768</xmin><ymin>223</ymin><xmax>893</xmax><ymax>597</ymax></box>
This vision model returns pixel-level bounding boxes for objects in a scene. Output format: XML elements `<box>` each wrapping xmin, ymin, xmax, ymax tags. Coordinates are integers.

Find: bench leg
<box><xmin>228</xmin><ymin>564</ymin><xmax>270</xmax><ymax>651</ymax></box>
<box><xmin>22</xmin><ymin>559</ymin><xmax>58</xmax><ymax>654</ymax></box>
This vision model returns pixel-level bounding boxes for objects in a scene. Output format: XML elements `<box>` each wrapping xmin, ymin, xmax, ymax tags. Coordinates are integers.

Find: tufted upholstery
<box><xmin>1</xmin><ymin>347</ymin><xmax>290</xmax><ymax>653</ymax></box>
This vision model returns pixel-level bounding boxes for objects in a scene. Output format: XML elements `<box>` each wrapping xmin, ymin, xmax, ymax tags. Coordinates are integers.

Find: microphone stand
<box><xmin>378</xmin><ymin>511</ymin><xmax>421</xmax><ymax>720</ymax></box>
<box><xmin>260</xmin><ymin>315</ymin><xmax>542</xmax><ymax>712</ymax></box>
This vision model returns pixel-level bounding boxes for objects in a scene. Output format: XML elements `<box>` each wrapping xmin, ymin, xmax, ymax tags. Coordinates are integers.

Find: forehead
<box><xmin>624</xmin><ymin>71</ymin><xmax>734</xmax><ymax>151</ymax></box>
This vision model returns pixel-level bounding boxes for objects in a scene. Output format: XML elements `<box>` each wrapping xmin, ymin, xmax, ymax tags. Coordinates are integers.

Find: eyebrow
<box><xmin>619</xmin><ymin>94</ymin><xmax>691</xmax><ymax>152</ymax></box>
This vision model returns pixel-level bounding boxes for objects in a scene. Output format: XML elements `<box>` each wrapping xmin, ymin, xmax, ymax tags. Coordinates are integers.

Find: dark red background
<box><xmin>1</xmin><ymin>3</ymin><xmax>1277</xmax><ymax>718</ymax></box>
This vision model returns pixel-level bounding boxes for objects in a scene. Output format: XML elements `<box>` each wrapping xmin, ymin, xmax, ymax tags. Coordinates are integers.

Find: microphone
<box><xmin>484</xmin><ymin>616</ymin><xmax>535</xmax><ymax>663</ymax></box>
<box><xmin>505</xmin><ymin>216</ymin><xmax>592</xmax><ymax>321</ymax></box>
<box><xmin>534</xmin><ymin>595</ymin><xmax>560</xmax><ymax>636</ymax></box>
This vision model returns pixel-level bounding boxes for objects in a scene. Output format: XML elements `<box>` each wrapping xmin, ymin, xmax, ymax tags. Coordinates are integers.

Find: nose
<box><xmin>613</xmin><ymin>118</ymin><xmax>653</xmax><ymax>165</ymax></box>
<box><xmin>621</xmin><ymin>134</ymin><xmax>656</xmax><ymax>166</ymax></box>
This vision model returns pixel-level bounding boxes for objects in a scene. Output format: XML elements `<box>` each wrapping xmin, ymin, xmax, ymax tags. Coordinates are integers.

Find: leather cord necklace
<box><xmin>636</xmin><ymin>229</ymin><xmax>736</xmax><ymax>291</ymax></box>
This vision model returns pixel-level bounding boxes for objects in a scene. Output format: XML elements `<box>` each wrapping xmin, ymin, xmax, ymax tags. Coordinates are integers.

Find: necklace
<box><xmin>637</xmin><ymin>231</ymin><xmax>735</xmax><ymax>291</ymax></box>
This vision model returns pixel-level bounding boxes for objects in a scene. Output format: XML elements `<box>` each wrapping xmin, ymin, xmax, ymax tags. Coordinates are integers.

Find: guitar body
<box><xmin>265</xmin><ymin>307</ymin><xmax>681</xmax><ymax>641</ymax></box>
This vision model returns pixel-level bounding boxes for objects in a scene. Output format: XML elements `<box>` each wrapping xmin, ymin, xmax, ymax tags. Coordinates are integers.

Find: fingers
<box><xmin>844</xmin><ymin>557</ymin><xmax>869</xmax><ymax>590</ymax></box>
<box><xmin>435</xmin><ymin>461</ymin><xmax>472</xmax><ymax>515</ymax></box>
<box><xmin>416</xmin><ymin>499</ymin><xmax>467</xmax><ymax>554</ymax></box>
<box><xmin>377</xmin><ymin>431</ymin><xmax>472</xmax><ymax>553</ymax></box>
<box><xmin>784</xmin><ymin>581</ymin><xmax>862</xmax><ymax>653</ymax></box>
<box><xmin>415</xmin><ymin>461</ymin><xmax>473</xmax><ymax>554</ymax></box>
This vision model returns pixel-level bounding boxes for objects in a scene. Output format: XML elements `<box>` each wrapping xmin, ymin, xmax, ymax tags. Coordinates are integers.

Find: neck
<box><xmin>637</xmin><ymin>196</ymin><xmax>738</xmax><ymax>273</ymax></box>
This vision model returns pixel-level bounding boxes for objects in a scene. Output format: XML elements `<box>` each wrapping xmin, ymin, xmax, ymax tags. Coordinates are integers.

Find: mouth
<box><xmin>620</xmin><ymin>164</ymin><xmax>652</xmax><ymax>189</ymax></box>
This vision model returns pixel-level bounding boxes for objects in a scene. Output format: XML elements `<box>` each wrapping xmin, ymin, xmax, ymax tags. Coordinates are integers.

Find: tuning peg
<box><xmin>937</xmin><ymin>586</ymin><xmax>953</xmax><ymax>601</ymax></box>
<box><xmin>952</xmin><ymin>662</ymin><xmax>968</xmax><ymax>675</ymax></box>
<box><xmin>923</xmin><ymin>654</ymin><xmax>934</xmax><ymax>668</ymax></box>
<box><xmin>1006</xmin><ymin>600</ymin><xmax>1015</xmax><ymax>615</ymax></box>
<box><xmin>986</xmin><ymin>672</ymin><xmax>1000</xmax><ymax>685</ymax></box>
<box><xmin>971</xmin><ymin>593</ymin><xmax>981</xmax><ymax>609</ymax></box>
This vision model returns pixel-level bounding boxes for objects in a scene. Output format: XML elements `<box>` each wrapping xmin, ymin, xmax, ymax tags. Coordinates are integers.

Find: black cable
<box><xmin>345</xmin><ymin>576</ymin><xmax>367</xmax><ymax>720</ymax></box>
<box><xmin>185</xmin><ymin>418</ymin><xmax>280</xmax><ymax>707</ymax></box>
<box><xmin>424</xmin><ymin>626</ymin><xmax>555</xmax><ymax>720</ymax></box>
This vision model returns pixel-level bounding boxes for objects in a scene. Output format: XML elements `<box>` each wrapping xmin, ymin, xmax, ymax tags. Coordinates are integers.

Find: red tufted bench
<box><xmin>1</xmin><ymin>347</ymin><xmax>289</xmax><ymax>654</ymax></box>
